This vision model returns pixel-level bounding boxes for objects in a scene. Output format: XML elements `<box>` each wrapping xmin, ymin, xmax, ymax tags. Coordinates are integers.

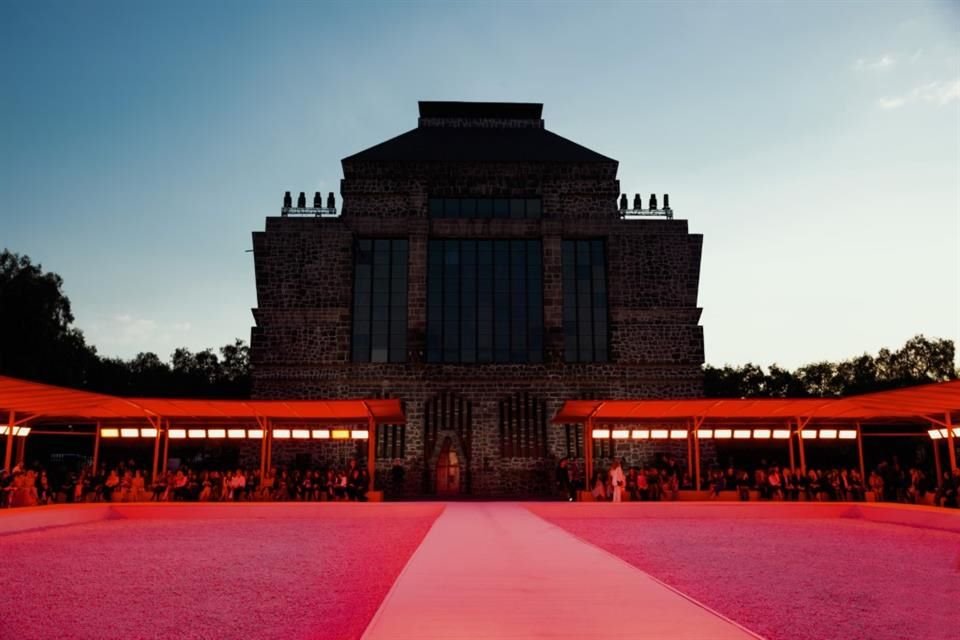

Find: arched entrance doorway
<box><xmin>436</xmin><ymin>437</ymin><xmax>460</xmax><ymax>495</ymax></box>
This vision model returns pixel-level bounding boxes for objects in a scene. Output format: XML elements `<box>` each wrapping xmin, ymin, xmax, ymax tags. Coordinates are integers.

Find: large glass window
<box><xmin>428</xmin><ymin>197</ymin><xmax>541</xmax><ymax>220</ymax></box>
<box><xmin>562</xmin><ymin>239</ymin><xmax>608</xmax><ymax>362</ymax></box>
<box><xmin>352</xmin><ymin>239</ymin><xmax>407</xmax><ymax>362</ymax></box>
<box><xmin>427</xmin><ymin>239</ymin><xmax>543</xmax><ymax>363</ymax></box>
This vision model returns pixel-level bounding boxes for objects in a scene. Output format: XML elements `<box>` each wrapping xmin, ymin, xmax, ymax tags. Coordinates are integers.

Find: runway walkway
<box><xmin>362</xmin><ymin>503</ymin><xmax>758</xmax><ymax>639</ymax></box>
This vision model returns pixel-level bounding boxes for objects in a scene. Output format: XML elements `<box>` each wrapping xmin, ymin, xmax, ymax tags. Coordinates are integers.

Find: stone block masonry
<box><xmin>251</xmin><ymin>102</ymin><xmax>704</xmax><ymax>497</ymax></box>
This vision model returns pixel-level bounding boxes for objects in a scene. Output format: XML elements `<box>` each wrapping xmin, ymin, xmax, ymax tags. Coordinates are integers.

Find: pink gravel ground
<box><xmin>530</xmin><ymin>504</ymin><xmax>960</xmax><ymax>640</ymax></box>
<box><xmin>0</xmin><ymin>504</ymin><xmax>442</xmax><ymax>640</ymax></box>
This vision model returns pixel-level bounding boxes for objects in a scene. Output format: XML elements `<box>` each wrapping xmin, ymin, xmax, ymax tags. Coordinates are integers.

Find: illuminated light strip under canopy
<box><xmin>351</xmin><ymin>430</ymin><xmax>369</xmax><ymax>440</ymax></box>
<box><xmin>552</xmin><ymin>381</ymin><xmax>960</xmax><ymax>424</ymax></box>
<box><xmin>331</xmin><ymin>429</ymin><xmax>350</xmax><ymax>440</ymax></box>
<box><xmin>312</xmin><ymin>429</ymin><xmax>330</xmax><ymax>439</ymax></box>
<box><xmin>928</xmin><ymin>427</ymin><xmax>960</xmax><ymax>439</ymax></box>
<box><xmin>0</xmin><ymin>426</ymin><xmax>32</xmax><ymax>437</ymax></box>
<box><xmin>227</xmin><ymin>429</ymin><xmax>246</xmax><ymax>439</ymax></box>
<box><xmin>801</xmin><ymin>430</ymin><xmax>818</xmax><ymax>439</ymax></box>
<box><xmin>591</xmin><ymin>429</ymin><xmax>610</xmax><ymax>439</ymax></box>
<box><xmin>696</xmin><ymin>429</ymin><xmax>713</xmax><ymax>439</ymax></box>
<box><xmin>273</xmin><ymin>429</ymin><xmax>291</xmax><ymax>439</ymax></box>
<box><xmin>651</xmin><ymin>429</ymin><xmax>669</xmax><ymax>439</ymax></box>
<box><xmin>100</xmin><ymin>427</ymin><xmax>157</xmax><ymax>439</ymax></box>
<box><xmin>819</xmin><ymin>429</ymin><xmax>838</xmax><ymax>439</ymax></box>
<box><xmin>733</xmin><ymin>429</ymin><xmax>751</xmax><ymax>439</ymax></box>
<box><xmin>714</xmin><ymin>429</ymin><xmax>732</xmax><ymax>439</ymax></box>
<box><xmin>611</xmin><ymin>429</ymin><xmax>630</xmax><ymax>439</ymax></box>
<box><xmin>248</xmin><ymin>429</ymin><xmax>264</xmax><ymax>439</ymax></box>
<box><xmin>188</xmin><ymin>429</ymin><xmax>206</xmax><ymax>439</ymax></box>
<box><xmin>169</xmin><ymin>429</ymin><xmax>187</xmax><ymax>439</ymax></box>
<box><xmin>772</xmin><ymin>429</ymin><xmax>791</xmax><ymax>439</ymax></box>
<box><xmin>838</xmin><ymin>430</ymin><xmax>857</xmax><ymax>440</ymax></box>
<box><xmin>292</xmin><ymin>429</ymin><xmax>310</xmax><ymax>439</ymax></box>
<box><xmin>207</xmin><ymin>429</ymin><xmax>227</xmax><ymax>439</ymax></box>
<box><xmin>670</xmin><ymin>430</ymin><xmax>688</xmax><ymax>439</ymax></box>
<box><xmin>631</xmin><ymin>429</ymin><xmax>649</xmax><ymax>439</ymax></box>
<box><xmin>753</xmin><ymin>429</ymin><xmax>771</xmax><ymax>439</ymax></box>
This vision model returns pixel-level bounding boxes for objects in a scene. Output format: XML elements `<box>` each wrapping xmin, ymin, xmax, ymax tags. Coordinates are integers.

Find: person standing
<box><xmin>556</xmin><ymin>457</ymin><xmax>574</xmax><ymax>501</ymax></box>
<box><xmin>609</xmin><ymin>458</ymin><xmax>625</xmax><ymax>503</ymax></box>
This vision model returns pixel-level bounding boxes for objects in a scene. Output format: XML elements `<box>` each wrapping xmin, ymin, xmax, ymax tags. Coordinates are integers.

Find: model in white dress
<box><xmin>609</xmin><ymin>460</ymin><xmax>626</xmax><ymax>503</ymax></box>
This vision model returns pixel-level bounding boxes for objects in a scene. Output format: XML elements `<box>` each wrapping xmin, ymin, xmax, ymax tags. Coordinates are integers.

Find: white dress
<box><xmin>610</xmin><ymin>466</ymin><xmax>626</xmax><ymax>502</ymax></box>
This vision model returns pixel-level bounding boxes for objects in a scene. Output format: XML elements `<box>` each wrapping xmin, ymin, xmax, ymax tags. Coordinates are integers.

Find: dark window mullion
<box><xmin>439</xmin><ymin>242</ymin><xmax>445</xmax><ymax>363</ymax></box>
<box><xmin>572</xmin><ymin>243</ymin><xmax>580</xmax><ymax>361</ymax></box>
<box><xmin>367</xmin><ymin>243</ymin><xmax>374</xmax><ymax>361</ymax></box>
<box><xmin>386</xmin><ymin>240</ymin><xmax>393</xmax><ymax>361</ymax></box>
<box><xmin>585</xmin><ymin>242</ymin><xmax>593</xmax><ymax>360</ymax></box>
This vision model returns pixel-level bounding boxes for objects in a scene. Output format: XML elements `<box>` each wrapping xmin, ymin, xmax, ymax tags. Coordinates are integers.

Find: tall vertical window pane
<box><xmin>562</xmin><ymin>239</ymin><xmax>608</xmax><ymax>363</ymax></box>
<box><xmin>427</xmin><ymin>239</ymin><xmax>542</xmax><ymax>363</ymax></box>
<box><xmin>352</xmin><ymin>239</ymin><xmax>408</xmax><ymax>362</ymax></box>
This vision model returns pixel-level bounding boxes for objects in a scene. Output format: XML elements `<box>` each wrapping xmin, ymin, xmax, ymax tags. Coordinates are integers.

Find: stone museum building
<box><xmin>250</xmin><ymin>101</ymin><xmax>704</xmax><ymax>497</ymax></box>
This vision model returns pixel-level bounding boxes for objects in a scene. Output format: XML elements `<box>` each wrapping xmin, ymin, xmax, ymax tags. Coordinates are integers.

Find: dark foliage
<box><xmin>0</xmin><ymin>250</ymin><xmax>249</xmax><ymax>397</ymax></box>
<box><xmin>704</xmin><ymin>336</ymin><xmax>957</xmax><ymax>398</ymax></box>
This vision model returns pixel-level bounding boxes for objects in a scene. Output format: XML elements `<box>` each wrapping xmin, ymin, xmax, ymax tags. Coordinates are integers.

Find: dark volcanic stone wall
<box><xmin>251</xmin><ymin>136</ymin><xmax>704</xmax><ymax>498</ymax></box>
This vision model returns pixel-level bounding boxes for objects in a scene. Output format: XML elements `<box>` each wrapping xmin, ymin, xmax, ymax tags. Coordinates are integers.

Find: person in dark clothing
<box><xmin>736</xmin><ymin>470</ymin><xmax>751</xmax><ymax>501</ymax></box>
<box><xmin>556</xmin><ymin>457</ymin><xmax>574</xmax><ymax>501</ymax></box>
<box><xmin>347</xmin><ymin>468</ymin><xmax>368</xmax><ymax>501</ymax></box>
<box><xmin>390</xmin><ymin>460</ymin><xmax>406</xmax><ymax>498</ymax></box>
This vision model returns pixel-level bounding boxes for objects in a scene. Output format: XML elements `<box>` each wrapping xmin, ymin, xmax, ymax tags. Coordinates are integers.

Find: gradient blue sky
<box><xmin>2</xmin><ymin>1</ymin><xmax>958</xmax><ymax>368</ymax></box>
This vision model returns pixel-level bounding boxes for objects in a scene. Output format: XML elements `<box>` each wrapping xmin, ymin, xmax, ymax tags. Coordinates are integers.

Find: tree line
<box><xmin>704</xmin><ymin>335</ymin><xmax>956</xmax><ymax>398</ymax></box>
<box><xmin>1</xmin><ymin>249</ymin><xmax>956</xmax><ymax>399</ymax></box>
<box><xmin>0</xmin><ymin>250</ymin><xmax>249</xmax><ymax>397</ymax></box>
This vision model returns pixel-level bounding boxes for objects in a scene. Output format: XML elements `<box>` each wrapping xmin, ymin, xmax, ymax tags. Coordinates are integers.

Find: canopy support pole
<box><xmin>933</xmin><ymin>437</ymin><xmax>943</xmax><ymax>489</ymax></box>
<box><xmin>795</xmin><ymin>418</ymin><xmax>807</xmax><ymax>472</ymax></box>
<box><xmin>257</xmin><ymin>417</ymin><xmax>269</xmax><ymax>480</ymax></box>
<box><xmin>264</xmin><ymin>419</ymin><xmax>272</xmax><ymax>475</ymax></box>
<box><xmin>367</xmin><ymin>416</ymin><xmax>376</xmax><ymax>492</ymax></box>
<box><xmin>946</xmin><ymin>413</ymin><xmax>957</xmax><ymax>473</ymax></box>
<box><xmin>92</xmin><ymin>421</ymin><xmax>101</xmax><ymax>472</ymax></box>
<box><xmin>151</xmin><ymin>418</ymin><xmax>161</xmax><ymax>483</ymax></box>
<box><xmin>686</xmin><ymin>421</ymin><xmax>693</xmax><ymax>480</ymax></box>
<box><xmin>788</xmin><ymin>426</ymin><xmax>796</xmax><ymax>473</ymax></box>
<box><xmin>585</xmin><ymin>417</ymin><xmax>594</xmax><ymax>498</ymax></box>
<box><xmin>4</xmin><ymin>411</ymin><xmax>15</xmax><ymax>472</ymax></box>
<box><xmin>856</xmin><ymin>422</ymin><xmax>866</xmax><ymax>481</ymax></box>
<box><xmin>16</xmin><ymin>434</ymin><xmax>26</xmax><ymax>465</ymax></box>
<box><xmin>693</xmin><ymin>416</ymin><xmax>703</xmax><ymax>491</ymax></box>
<box><xmin>161</xmin><ymin>421</ymin><xmax>170</xmax><ymax>475</ymax></box>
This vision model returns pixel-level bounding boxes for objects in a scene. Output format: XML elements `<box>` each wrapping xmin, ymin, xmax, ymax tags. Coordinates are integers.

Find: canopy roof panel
<box><xmin>553</xmin><ymin>380</ymin><xmax>960</xmax><ymax>425</ymax></box>
<box><xmin>0</xmin><ymin>376</ymin><xmax>405</xmax><ymax>425</ymax></box>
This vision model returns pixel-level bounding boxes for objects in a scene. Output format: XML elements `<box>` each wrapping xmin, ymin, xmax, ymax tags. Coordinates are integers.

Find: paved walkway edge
<box><xmin>362</xmin><ymin>503</ymin><xmax>760</xmax><ymax>639</ymax></box>
<box><xmin>527</xmin><ymin>507</ymin><xmax>765</xmax><ymax>640</ymax></box>
<box><xmin>361</xmin><ymin>503</ymin><xmax>448</xmax><ymax>636</ymax></box>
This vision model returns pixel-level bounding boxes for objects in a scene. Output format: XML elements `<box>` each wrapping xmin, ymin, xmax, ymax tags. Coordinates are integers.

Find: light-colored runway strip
<box><xmin>363</xmin><ymin>503</ymin><xmax>758</xmax><ymax>639</ymax></box>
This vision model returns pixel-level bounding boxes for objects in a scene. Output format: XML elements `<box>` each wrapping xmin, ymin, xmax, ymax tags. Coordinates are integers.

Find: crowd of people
<box><xmin>1</xmin><ymin>458</ymin><xmax>373</xmax><ymax>508</ymax></box>
<box><xmin>556</xmin><ymin>455</ymin><xmax>960</xmax><ymax>507</ymax></box>
<box><xmin>4</xmin><ymin>454</ymin><xmax>960</xmax><ymax>508</ymax></box>
<box><xmin>556</xmin><ymin>454</ymin><xmax>691</xmax><ymax>502</ymax></box>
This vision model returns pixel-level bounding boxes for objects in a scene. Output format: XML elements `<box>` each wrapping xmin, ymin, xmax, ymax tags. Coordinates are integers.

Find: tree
<box><xmin>704</xmin><ymin>335</ymin><xmax>958</xmax><ymax>398</ymax></box>
<box><xmin>0</xmin><ymin>250</ymin><xmax>99</xmax><ymax>386</ymax></box>
<box><xmin>703</xmin><ymin>363</ymin><xmax>768</xmax><ymax>398</ymax></box>
<box><xmin>0</xmin><ymin>247</ymin><xmax>251</xmax><ymax>397</ymax></box>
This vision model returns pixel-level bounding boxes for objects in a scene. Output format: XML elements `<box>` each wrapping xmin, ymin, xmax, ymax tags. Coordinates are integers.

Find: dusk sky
<box><xmin>1</xmin><ymin>1</ymin><xmax>957</xmax><ymax>368</ymax></box>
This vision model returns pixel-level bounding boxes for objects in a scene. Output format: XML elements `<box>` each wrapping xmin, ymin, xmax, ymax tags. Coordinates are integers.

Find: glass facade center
<box><xmin>427</xmin><ymin>239</ymin><xmax>543</xmax><ymax>363</ymax></box>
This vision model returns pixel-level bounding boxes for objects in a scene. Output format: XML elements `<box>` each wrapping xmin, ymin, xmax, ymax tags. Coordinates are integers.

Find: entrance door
<box><xmin>436</xmin><ymin>437</ymin><xmax>460</xmax><ymax>495</ymax></box>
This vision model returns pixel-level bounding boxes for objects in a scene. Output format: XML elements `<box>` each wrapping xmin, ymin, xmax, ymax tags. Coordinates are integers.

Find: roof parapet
<box><xmin>418</xmin><ymin>101</ymin><xmax>544</xmax><ymax>129</ymax></box>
